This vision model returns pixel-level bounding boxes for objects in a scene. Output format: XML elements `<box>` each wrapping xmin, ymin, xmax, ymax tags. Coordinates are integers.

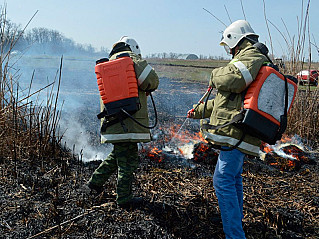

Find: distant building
<box><xmin>177</xmin><ymin>54</ymin><xmax>199</xmax><ymax>60</ymax></box>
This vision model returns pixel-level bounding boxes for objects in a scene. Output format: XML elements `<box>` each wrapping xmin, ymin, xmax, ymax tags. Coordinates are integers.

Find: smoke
<box><xmin>12</xmin><ymin>50</ymin><xmax>209</xmax><ymax>163</ymax></box>
<box><xmin>259</xmin><ymin>135</ymin><xmax>307</xmax><ymax>160</ymax></box>
<box><xmin>59</xmin><ymin>117</ymin><xmax>112</xmax><ymax>162</ymax></box>
<box><xmin>11</xmin><ymin>52</ymin><xmax>114</xmax><ymax>162</ymax></box>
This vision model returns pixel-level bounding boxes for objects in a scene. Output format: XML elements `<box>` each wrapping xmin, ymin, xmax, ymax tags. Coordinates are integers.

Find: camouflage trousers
<box><xmin>88</xmin><ymin>142</ymin><xmax>139</xmax><ymax>205</ymax></box>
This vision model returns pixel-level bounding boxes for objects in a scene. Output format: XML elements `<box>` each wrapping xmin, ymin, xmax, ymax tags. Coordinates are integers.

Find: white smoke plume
<box><xmin>60</xmin><ymin>117</ymin><xmax>113</xmax><ymax>162</ymax></box>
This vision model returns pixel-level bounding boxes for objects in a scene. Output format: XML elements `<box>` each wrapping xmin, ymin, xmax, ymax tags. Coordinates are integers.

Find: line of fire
<box><xmin>140</xmin><ymin>78</ymin><xmax>318</xmax><ymax>173</ymax></box>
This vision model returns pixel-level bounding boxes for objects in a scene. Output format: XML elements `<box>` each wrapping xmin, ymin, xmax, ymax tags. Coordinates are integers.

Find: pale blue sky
<box><xmin>3</xmin><ymin>0</ymin><xmax>319</xmax><ymax>60</ymax></box>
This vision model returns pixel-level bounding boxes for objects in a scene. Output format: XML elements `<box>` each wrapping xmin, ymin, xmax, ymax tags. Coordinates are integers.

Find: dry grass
<box><xmin>286</xmin><ymin>89</ymin><xmax>319</xmax><ymax>148</ymax></box>
<box><xmin>0</xmin><ymin>8</ymin><xmax>67</xmax><ymax>164</ymax></box>
<box><xmin>270</xmin><ymin>0</ymin><xmax>319</xmax><ymax>149</ymax></box>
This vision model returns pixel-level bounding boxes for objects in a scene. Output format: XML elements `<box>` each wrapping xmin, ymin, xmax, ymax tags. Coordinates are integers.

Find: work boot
<box><xmin>118</xmin><ymin>197</ymin><xmax>144</xmax><ymax>209</ymax></box>
<box><xmin>87</xmin><ymin>182</ymin><xmax>104</xmax><ymax>195</ymax></box>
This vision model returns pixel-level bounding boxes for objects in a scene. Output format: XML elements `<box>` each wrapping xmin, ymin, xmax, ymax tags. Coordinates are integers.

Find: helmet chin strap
<box><xmin>231</xmin><ymin>48</ymin><xmax>235</xmax><ymax>58</ymax></box>
<box><xmin>231</xmin><ymin>46</ymin><xmax>239</xmax><ymax>58</ymax></box>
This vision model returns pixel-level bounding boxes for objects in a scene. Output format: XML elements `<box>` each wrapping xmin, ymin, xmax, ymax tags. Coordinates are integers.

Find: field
<box><xmin>147</xmin><ymin>58</ymin><xmax>228</xmax><ymax>83</ymax></box>
<box><xmin>1</xmin><ymin>55</ymin><xmax>319</xmax><ymax>238</ymax></box>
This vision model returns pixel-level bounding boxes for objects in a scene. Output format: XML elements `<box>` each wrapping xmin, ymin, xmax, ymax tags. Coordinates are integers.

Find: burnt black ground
<box><xmin>1</xmin><ymin>146</ymin><xmax>318</xmax><ymax>239</ymax></box>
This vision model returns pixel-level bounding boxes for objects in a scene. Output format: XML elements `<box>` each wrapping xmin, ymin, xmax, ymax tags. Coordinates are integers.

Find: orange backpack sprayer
<box><xmin>95</xmin><ymin>53</ymin><xmax>157</xmax><ymax>132</ymax></box>
<box><xmin>95</xmin><ymin>53</ymin><xmax>140</xmax><ymax>119</ymax></box>
<box><xmin>201</xmin><ymin>43</ymin><xmax>298</xmax><ymax>149</ymax></box>
<box><xmin>240</xmin><ymin>65</ymin><xmax>297</xmax><ymax>144</ymax></box>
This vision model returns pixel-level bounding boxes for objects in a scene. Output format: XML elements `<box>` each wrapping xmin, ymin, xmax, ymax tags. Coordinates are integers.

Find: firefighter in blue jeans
<box><xmin>188</xmin><ymin>20</ymin><xmax>268</xmax><ymax>238</ymax></box>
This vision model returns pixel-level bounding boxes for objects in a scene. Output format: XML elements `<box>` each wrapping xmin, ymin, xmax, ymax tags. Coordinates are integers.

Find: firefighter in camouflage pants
<box><xmin>89</xmin><ymin>143</ymin><xmax>139</xmax><ymax>205</ymax></box>
<box><xmin>88</xmin><ymin>36</ymin><xmax>159</xmax><ymax>209</ymax></box>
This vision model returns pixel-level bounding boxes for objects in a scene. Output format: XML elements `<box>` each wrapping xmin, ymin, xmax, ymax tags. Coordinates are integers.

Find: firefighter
<box><xmin>88</xmin><ymin>36</ymin><xmax>159</xmax><ymax>209</ymax></box>
<box><xmin>187</xmin><ymin>20</ymin><xmax>268</xmax><ymax>238</ymax></box>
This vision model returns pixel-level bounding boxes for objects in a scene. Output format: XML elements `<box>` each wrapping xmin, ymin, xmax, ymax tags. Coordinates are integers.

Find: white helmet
<box><xmin>220</xmin><ymin>20</ymin><xmax>258</xmax><ymax>52</ymax></box>
<box><xmin>114</xmin><ymin>36</ymin><xmax>141</xmax><ymax>56</ymax></box>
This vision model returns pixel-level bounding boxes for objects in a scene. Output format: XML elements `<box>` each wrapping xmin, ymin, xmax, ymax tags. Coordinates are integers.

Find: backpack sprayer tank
<box><xmin>95</xmin><ymin>53</ymin><xmax>140</xmax><ymax>120</ymax></box>
<box><xmin>240</xmin><ymin>66</ymin><xmax>297</xmax><ymax>144</ymax></box>
<box><xmin>201</xmin><ymin>43</ymin><xmax>298</xmax><ymax>149</ymax></box>
<box><xmin>201</xmin><ymin>65</ymin><xmax>298</xmax><ymax>149</ymax></box>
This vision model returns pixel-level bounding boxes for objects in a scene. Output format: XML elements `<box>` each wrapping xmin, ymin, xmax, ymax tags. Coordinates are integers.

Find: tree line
<box><xmin>2</xmin><ymin>16</ymin><xmax>227</xmax><ymax>59</ymax></box>
<box><xmin>2</xmin><ymin>18</ymin><xmax>108</xmax><ymax>56</ymax></box>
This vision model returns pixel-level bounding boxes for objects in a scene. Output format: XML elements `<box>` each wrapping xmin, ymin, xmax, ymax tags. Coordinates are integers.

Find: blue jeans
<box><xmin>213</xmin><ymin>148</ymin><xmax>246</xmax><ymax>239</ymax></box>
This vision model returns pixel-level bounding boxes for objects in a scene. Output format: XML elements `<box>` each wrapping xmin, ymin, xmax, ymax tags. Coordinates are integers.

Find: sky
<box><xmin>3</xmin><ymin>0</ymin><xmax>319</xmax><ymax>60</ymax></box>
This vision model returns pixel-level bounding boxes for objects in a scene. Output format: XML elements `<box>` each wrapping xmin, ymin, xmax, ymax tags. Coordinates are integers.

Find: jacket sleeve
<box><xmin>134</xmin><ymin>59</ymin><xmax>159</xmax><ymax>92</ymax></box>
<box><xmin>210</xmin><ymin>51</ymin><xmax>266</xmax><ymax>93</ymax></box>
<box><xmin>192</xmin><ymin>99</ymin><xmax>214</xmax><ymax>119</ymax></box>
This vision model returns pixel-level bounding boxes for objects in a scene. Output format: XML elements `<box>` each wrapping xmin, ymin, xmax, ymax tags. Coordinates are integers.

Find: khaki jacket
<box><xmin>193</xmin><ymin>40</ymin><xmax>268</xmax><ymax>156</ymax></box>
<box><xmin>100</xmin><ymin>51</ymin><xmax>159</xmax><ymax>143</ymax></box>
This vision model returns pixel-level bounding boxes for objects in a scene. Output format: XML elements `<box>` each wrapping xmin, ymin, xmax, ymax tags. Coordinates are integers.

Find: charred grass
<box><xmin>1</xmin><ymin>65</ymin><xmax>318</xmax><ymax>238</ymax></box>
<box><xmin>1</xmin><ymin>143</ymin><xmax>319</xmax><ymax>238</ymax></box>
<box><xmin>0</xmin><ymin>4</ymin><xmax>319</xmax><ymax>238</ymax></box>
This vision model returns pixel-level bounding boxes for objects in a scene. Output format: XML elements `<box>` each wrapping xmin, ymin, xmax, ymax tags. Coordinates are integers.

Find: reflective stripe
<box><xmin>233</xmin><ymin>61</ymin><xmax>253</xmax><ymax>86</ymax></box>
<box><xmin>137</xmin><ymin>64</ymin><xmax>152</xmax><ymax>86</ymax></box>
<box><xmin>203</xmin><ymin>131</ymin><xmax>260</xmax><ymax>155</ymax></box>
<box><xmin>101</xmin><ymin>133</ymin><xmax>151</xmax><ymax>142</ymax></box>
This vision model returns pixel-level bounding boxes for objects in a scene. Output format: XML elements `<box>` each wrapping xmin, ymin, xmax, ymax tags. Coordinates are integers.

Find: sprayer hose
<box><xmin>121</xmin><ymin>92</ymin><xmax>158</xmax><ymax>129</ymax></box>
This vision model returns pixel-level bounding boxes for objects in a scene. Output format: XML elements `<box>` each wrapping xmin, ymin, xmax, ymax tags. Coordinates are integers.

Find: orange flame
<box><xmin>147</xmin><ymin>147</ymin><xmax>163</xmax><ymax>162</ymax></box>
<box><xmin>261</xmin><ymin>135</ymin><xmax>309</xmax><ymax>171</ymax></box>
<box><xmin>193</xmin><ymin>143</ymin><xmax>210</xmax><ymax>162</ymax></box>
<box><xmin>261</xmin><ymin>142</ymin><xmax>273</xmax><ymax>153</ymax></box>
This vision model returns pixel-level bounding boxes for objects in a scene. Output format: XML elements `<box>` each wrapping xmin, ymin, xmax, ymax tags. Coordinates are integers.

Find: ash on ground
<box><xmin>1</xmin><ymin>78</ymin><xmax>318</xmax><ymax>238</ymax></box>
